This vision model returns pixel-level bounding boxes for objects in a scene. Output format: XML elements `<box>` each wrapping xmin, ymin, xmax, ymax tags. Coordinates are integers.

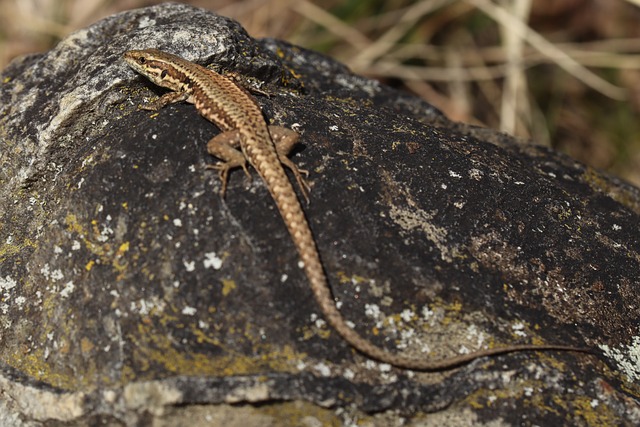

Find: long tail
<box><xmin>293</xmin><ymin>224</ymin><xmax>591</xmax><ymax>370</ymax></box>
<box><xmin>259</xmin><ymin>151</ymin><xmax>591</xmax><ymax>370</ymax></box>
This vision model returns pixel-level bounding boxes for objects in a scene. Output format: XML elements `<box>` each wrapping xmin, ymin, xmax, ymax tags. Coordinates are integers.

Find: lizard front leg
<box><xmin>138</xmin><ymin>91</ymin><xmax>190</xmax><ymax>111</ymax></box>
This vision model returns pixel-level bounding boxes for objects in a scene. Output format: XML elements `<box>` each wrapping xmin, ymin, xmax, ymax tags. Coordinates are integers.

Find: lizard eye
<box><xmin>137</xmin><ymin>56</ymin><xmax>146</xmax><ymax>64</ymax></box>
<box><xmin>160</xmin><ymin>70</ymin><xmax>167</xmax><ymax>79</ymax></box>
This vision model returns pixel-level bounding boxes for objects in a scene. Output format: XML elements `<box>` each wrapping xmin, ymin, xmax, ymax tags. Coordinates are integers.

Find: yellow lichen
<box><xmin>128</xmin><ymin>319</ymin><xmax>306</xmax><ymax>380</ymax></box>
<box><xmin>221</xmin><ymin>279</ymin><xmax>236</xmax><ymax>296</ymax></box>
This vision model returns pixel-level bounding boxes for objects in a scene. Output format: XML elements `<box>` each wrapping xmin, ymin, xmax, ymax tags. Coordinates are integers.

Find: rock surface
<box><xmin>0</xmin><ymin>3</ymin><xmax>638</xmax><ymax>426</ymax></box>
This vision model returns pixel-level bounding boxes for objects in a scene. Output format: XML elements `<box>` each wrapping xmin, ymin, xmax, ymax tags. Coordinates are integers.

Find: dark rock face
<box><xmin>0</xmin><ymin>3</ymin><xmax>638</xmax><ymax>425</ymax></box>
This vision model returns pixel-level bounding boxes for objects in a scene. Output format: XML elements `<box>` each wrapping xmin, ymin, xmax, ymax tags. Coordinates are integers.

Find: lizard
<box><xmin>123</xmin><ymin>48</ymin><xmax>591</xmax><ymax>370</ymax></box>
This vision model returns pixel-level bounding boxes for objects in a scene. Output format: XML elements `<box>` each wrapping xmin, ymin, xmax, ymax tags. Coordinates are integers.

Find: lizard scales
<box><xmin>123</xmin><ymin>48</ymin><xmax>589</xmax><ymax>370</ymax></box>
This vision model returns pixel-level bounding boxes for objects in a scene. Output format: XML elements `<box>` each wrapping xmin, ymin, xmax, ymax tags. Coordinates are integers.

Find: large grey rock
<box><xmin>0</xmin><ymin>3</ymin><xmax>638</xmax><ymax>426</ymax></box>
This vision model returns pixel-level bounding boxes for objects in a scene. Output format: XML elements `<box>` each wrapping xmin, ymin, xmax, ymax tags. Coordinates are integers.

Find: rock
<box><xmin>0</xmin><ymin>3</ymin><xmax>638</xmax><ymax>426</ymax></box>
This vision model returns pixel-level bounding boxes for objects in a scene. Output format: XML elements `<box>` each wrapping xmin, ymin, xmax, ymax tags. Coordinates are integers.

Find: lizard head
<box><xmin>123</xmin><ymin>48</ymin><xmax>185</xmax><ymax>92</ymax></box>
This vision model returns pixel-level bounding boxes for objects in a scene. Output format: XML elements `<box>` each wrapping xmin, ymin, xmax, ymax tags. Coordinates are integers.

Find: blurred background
<box><xmin>1</xmin><ymin>0</ymin><xmax>639</xmax><ymax>186</ymax></box>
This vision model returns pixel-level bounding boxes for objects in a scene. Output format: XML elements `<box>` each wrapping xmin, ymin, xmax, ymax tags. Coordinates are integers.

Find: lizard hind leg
<box><xmin>206</xmin><ymin>130</ymin><xmax>251</xmax><ymax>197</ymax></box>
<box><xmin>269</xmin><ymin>125</ymin><xmax>311</xmax><ymax>203</ymax></box>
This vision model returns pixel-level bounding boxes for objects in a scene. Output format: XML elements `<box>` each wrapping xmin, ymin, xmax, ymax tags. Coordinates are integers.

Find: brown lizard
<box><xmin>123</xmin><ymin>48</ymin><xmax>590</xmax><ymax>370</ymax></box>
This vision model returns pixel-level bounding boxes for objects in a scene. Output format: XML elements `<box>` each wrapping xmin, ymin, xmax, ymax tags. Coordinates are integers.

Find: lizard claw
<box><xmin>206</xmin><ymin>162</ymin><xmax>231</xmax><ymax>198</ymax></box>
<box><xmin>293</xmin><ymin>171</ymin><xmax>311</xmax><ymax>204</ymax></box>
<box><xmin>279</xmin><ymin>158</ymin><xmax>311</xmax><ymax>203</ymax></box>
<box><xmin>240</xmin><ymin>163</ymin><xmax>252</xmax><ymax>181</ymax></box>
<box><xmin>206</xmin><ymin>161</ymin><xmax>254</xmax><ymax>197</ymax></box>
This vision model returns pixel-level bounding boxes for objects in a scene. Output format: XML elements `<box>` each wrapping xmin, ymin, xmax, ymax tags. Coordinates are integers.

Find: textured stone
<box><xmin>0</xmin><ymin>3</ymin><xmax>638</xmax><ymax>426</ymax></box>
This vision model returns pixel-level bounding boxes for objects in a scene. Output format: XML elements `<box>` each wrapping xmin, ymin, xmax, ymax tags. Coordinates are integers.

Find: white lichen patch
<box><xmin>465</xmin><ymin>324</ymin><xmax>488</xmax><ymax>349</ymax></box>
<box><xmin>377</xmin><ymin>363</ymin><xmax>392</xmax><ymax>373</ymax></box>
<box><xmin>183</xmin><ymin>260</ymin><xmax>195</xmax><ymax>271</ymax></box>
<box><xmin>0</xmin><ymin>275</ymin><xmax>17</xmax><ymax>294</ymax></box>
<box><xmin>388</xmin><ymin>203</ymin><xmax>454</xmax><ymax>262</ymax></box>
<box><xmin>50</xmin><ymin>269</ymin><xmax>64</xmax><ymax>281</ymax></box>
<box><xmin>343</xmin><ymin>368</ymin><xmax>355</xmax><ymax>380</ymax></box>
<box><xmin>600</xmin><ymin>335</ymin><xmax>640</xmax><ymax>382</ymax></box>
<box><xmin>138</xmin><ymin>15</ymin><xmax>157</xmax><ymax>29</ymax></box>
<box><xmin>203</xmin><ymin>252</ymin><xmax>223</xmax><ymax>269</ymax></box>
<box><xmin>97</xmin><ymin>223</ymin><xmax>114</xmax><ymax>242</ymax></box>
<box><xmin>0</xmin><ymin>275</ymin><xmax>23</xmax><ymax>316</ymax></box>
<box><xmin>198</xmin><ymin>320</ymin><xmax>209</xmax><ymax>329</ymax></box>
<box><xmin>512</xmin><ymin>322</ymin><xmax>528</xmax><ymax>337</ymax></box>
<box><xmin>131</xmin><ymin>297</ymin><xmax>166</xmax><ymax>315</ymax></box>
<box><xmin>40</xmin><ymin>264</ymin><xmax>64</xmax><ymax>281</ymax></box>
<box><xmin>313</xmin><ymin>362</ymin><xmax>332</xmax><ymax>377</ymax></box>
<box><xmin>14</xmin><ymin>295</ymin><xmax>26</xmax><ymax>309</ymax></box>
<box><xmin>312</xmin><ymin>315</ymin><xmax>326</xmax><ymax>329</ymax></box>
<box><xmin>400</xmin><ymin>308</ymin><xmax>415</xmax><ymax>322</ymax></box>
<box><xmin>364</xmin><ymin>303</ymin><xmax>381</xmax><ymax>319</ymax></box>
<box><xmin>60</xmin><ymin>281</ymin><xmax>75</xmax><ymax>298</ymax></box>
<box><xmin>421</xmin><ymin>305</ymin><xmax>434</xmax><ymax>319</ymax></box>
<box><xmin>181</xmin><ymin>306</ymin><xmax>197</xmax><ymax>316</ymax></box>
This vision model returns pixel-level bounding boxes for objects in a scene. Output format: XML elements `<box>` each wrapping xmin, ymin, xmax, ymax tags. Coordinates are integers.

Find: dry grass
<box><xmin>1</xmin><ymin>0</ymin><xmax>639</xmax><ymax>185</ymax></box>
